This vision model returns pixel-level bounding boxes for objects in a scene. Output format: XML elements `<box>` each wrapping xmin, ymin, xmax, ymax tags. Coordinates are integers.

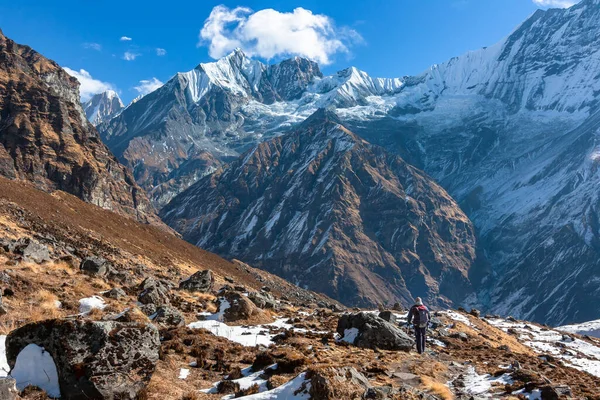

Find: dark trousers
<box><xmin>414</xmin><ymin>326</ymin><xmax>427</xmax><ymax>354</ymax></box>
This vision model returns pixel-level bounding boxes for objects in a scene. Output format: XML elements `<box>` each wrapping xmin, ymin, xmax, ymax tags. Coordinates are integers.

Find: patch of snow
<box><xmin>187</xmin><ymin>318</ymin><xmax>292</xmax><ymax>347</ymax></box>
<box><xmin>232</xmin><ymin>372</ymin><xmax>310</xmax><ymax>400</ymax></box>
<box><xmin>450</xmin><ymin>366</ymin><xmax>513</xmax><ymax>398</ymax></box>
<box><xmin>487</xmin><ymin>318</ymin><xmax>600</xmax><ymax>377</ymax></box>
<box><xmin>178</xmin><ymin>368</ymin><xmax>190</xmax><ymax>380</ymax></box>
<box><xmin>202</xmin><ymin>364</ymin><xmax>277</xmax><ymax>398</ymax></box>
<box><xmin>0</xmin><ymin>336</ymin><xmax>9</xmax><ymax>377</ymax></box>
<box><xmin>440</xmin><ymin>311</ymin><xmax>473</xmax><ymax>326</ymax></box>
<box><xmin>558</xmin><ymin>319</ymin><xmax>600</xmax><ymax>338</ymax></box>
<box><xmin>78</xmin><ymin>295</ymin><xmax>106</xmax><ymax>314</ymax></box>
<box><xmin>11</xmin><ymin>344</ymin><xmax>61</xmax><ymax>398</ymax></box>
<box><xmin>340</xmin><ymin>328</ymin><xmax>359</xmax><ymax>344</ymax></box>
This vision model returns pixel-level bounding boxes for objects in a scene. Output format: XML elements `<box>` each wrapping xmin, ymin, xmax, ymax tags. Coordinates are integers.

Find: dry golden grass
<box><xmin>421</xmin><ymin>376</ymin><xmax>454</xmax><ymax>400</ymax></box>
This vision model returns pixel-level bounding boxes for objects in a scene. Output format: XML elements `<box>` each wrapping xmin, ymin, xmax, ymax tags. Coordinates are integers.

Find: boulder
<box><xmin>151</xmin><ymin>305</ymin><xmax>185</xmax><ymax>327</ymax></box>
<box><xmin>221</xmin><ymin>291</ymin><xmax>261</xmax><ymax>322</ymax></box>
<box><xmin>6</xmin><ymin>319</ymin><xmax>160</xmax><ymax>400</ymax></box>
<box><xmin>80</xmin><ymin>256</ymin><xmax>110</xmax><ymax>277</ymax></box>
<box><xmin>336</xmin><ymin>312</ymin><xmax>413</xmax><ymax>351</ymax></box>
<box><xmin>378</xmin><ymin>311</ymin><xmax>397</xmax><ymax>324</ymax></box>
<box><xmin>104</xmin><ymin>287</ymin><xmax>126</xmax><ymax>299</ymax></box>
<box><xmin>15</xmin><ymin>239</ymin><xmax>50</xmax><ymax>264</ymax></box>
<box><xmin>469</xmin><ymin>308</ymin><xmax>481</xmax><ymax>318</ymax></box>
<box><xmin>179</xmin><ymin>270</ymin><xmax>214</xmax><ymax>293</ymax></box>
<box><xmin>248</xmin><ymin>291</ymin><xmax>277</xmax><ymax>309</ymax></box>
<box><xmin>138</xmin><ymin>277</ymin><xmax>170</xmax><ymax>306</ymax></box>
<box><xmin>0</xmin><ymin>378</ymin><xmax>18</xmax><ymax>400</ymax></box>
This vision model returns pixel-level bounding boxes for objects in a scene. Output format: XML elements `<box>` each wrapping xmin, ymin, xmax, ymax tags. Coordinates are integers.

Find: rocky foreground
<box><xmin>0</xmin><ymin>177</ymin><xmax>599</xmax><ymax>399</ymax></box>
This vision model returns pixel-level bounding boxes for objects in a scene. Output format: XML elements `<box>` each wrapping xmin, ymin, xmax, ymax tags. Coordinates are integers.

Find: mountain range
<box><xmin>161</xmin><ymin>109</ymin><xmax>486</xmax><ymax>308</ymax></box>
<box><xmin>93</xmin><ymin>0</ymin><xmax>600</xmax><ymax>325</ymax></box>
<box><xmin>2</xmin><ymin>0</ymin><xmax>600</xmax><ymax>326</ymax></box>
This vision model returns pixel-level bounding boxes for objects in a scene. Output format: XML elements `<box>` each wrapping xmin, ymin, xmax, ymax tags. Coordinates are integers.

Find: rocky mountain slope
<box><xmin>82</xmin><ymin>90</ymin><xmax>124</xmax><ymax>125</ymax></box>
<box><xmin>102</xmin><ymin>0</ymin><xmax>600</xmax><ymax>325</ymax></box>
<box><xmin>161</xmin><ymin>109</ymin><xmax>484</xmax><ymax>308</ymax></box>
<box><xmin>345</xmin><ymin>0</ymin><xmax>600</xmax><ymax>326</ymax></box>
<box><xmin>0</xmin><ymin>29</ymin><xmax>161</xmax><ymax>226</ymax></box>
<box><xmin>1</xmin><ymin>183</ymin><xmax>599</xmax><ymax>400</ymax></box>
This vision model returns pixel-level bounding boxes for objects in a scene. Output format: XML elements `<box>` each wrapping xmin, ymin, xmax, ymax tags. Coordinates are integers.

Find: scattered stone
<box><xmin>179</xmin><ymin>270</ymin><xmax>214</xmax><ymax>293</ymax></box>
<box><xmin>80</xmin><ymin>256</ymin><xmax>110</xmax><ymax>277</ymax></box>
<box><xmin>104</xmin><ymin>287</ymin><xmax>126</xmax><ymax>299</ymax></box>
<box><xmin>221</xmin><ymin>291</ymin><xmax>261</xmax><ymax>322</ymax></box>
<box><xmin>140</xmin><ymin>303</ymin><xmax>157</xmax><ymax>316</ymax></box>
<box><xmin>540</xmin><ymin>385</ymin><xmax>572</xmax><ymax>399</ymax></box>
<box><xmin>224</xmin><ymin>276</ymin><xmax>234</xmax><ymax>283</ymax></box>
<box><xmin>151</xmin><ymin>305</ymin><xmax>185</xmax><ymax>327</ymax></box>
<box><xmin>336</xmin><ymin>312</ymin><xmax>414</xmax><ymax>351</ymax></box>
<box><xmin>429</xmin><ymin>317</ymin><xmax>442</xmax><ymax>329</ymax></box>
<box><xmin>450</xmin><ymin>332</ymin><xmax>469</xmax><ymax>342</ymax></box>
<box><xmin>469</xmin><ymin>308</ymin><xmax>481</xmax><ymax>318</ymax></box>
<box><xmin>6</xmin><ymin>319</ymin><xmax>160</xmax><ymax>400</ymax></box>
<box><xmin>138</xmin><ymin>277</ymin><xmax>170</xmax><ymax>306</ymax></box>
<box><xmin>0</xmin><ymin>378</ymin><xmax>18</xmax><ymax>400</ymax></box>
<box><xmin>248</xmin><ymin>291</ymin><xmax>277</xmax><ymax>309</ymax></box>
<box><xmin>15</xmin><ymin>239</ymin><xmax>50</xmax><ymax>264</ymax></box>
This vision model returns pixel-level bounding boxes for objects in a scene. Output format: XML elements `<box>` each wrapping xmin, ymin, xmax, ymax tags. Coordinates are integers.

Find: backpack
<box><xmin>415</xmin><ymin>305</ymin><xmax>429</xmax><ymax>328</ymax></box>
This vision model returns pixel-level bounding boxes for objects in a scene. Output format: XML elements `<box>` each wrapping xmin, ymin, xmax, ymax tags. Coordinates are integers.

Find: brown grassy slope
<box><xmin>0</xmin><ymin>175</ymin><xmax>337</xmax><ymax>304</ymax></box>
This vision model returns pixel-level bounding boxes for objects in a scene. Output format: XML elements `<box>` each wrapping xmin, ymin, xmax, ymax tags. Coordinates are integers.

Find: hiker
<box><xmin>407</xmin><ymin>297</ymin><xmax>430</xmax><ymax>354</ymax></box>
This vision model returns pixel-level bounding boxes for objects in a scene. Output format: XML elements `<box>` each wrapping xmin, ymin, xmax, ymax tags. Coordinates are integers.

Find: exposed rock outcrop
<box><xmin>336</xmin><ymin>312</ymin><xmax>413</xmax><ymax>351</ymax></box>
<box><xmin>6</xmin><ymin>319</ymin><xmax>160</xmax><ymax>400</ymax></box>
<box><xmin>179</xmin><ymin>269</ymin><xmax>214</xmax><ymax>293</ymax></box>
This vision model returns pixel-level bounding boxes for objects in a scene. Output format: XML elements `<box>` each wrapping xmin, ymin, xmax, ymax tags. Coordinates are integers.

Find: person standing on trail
<box><xmin>407</xmin><ymin>297</ymin><xmax>430</xmax><ymax>354</ymax></box>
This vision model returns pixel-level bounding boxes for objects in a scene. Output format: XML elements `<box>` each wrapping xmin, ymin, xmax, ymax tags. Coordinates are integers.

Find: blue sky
<box><xmin>0</xmin><ymin>0</ymin><xmax>578</xmax><ymax>103</ymax></box>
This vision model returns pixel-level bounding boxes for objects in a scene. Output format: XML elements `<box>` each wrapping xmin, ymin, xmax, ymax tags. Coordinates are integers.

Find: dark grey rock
<box><xmin>80</xmin><ymin>256</ymin><xmax>110</xmax><ymax>277</ymax></box>
<box><xmin>151</xmin><ymin>305</ymin><xmax>185</xmax><ymax>327</ymax></box>
<box><xmin>179</xmin><ymin>270</ymin><xmax>214</xmax><ymax>293</ymax></box>
<box><xmin>6</xmin><ymin>319</ymin><xmax>160</xmax><ymax>400</ymax></box>
<box><xmin>138</xmin><ymin>277</ymin><xmax>170</xmax><ymax>306</ymax></box>
<box><xmin>104</xmin><ymin>287</ymin><xmax>126</xmax><ymax>299</ymax></box>
<box><xmin>140</xmin><ymin>303</ymin><xmax>157</xmax><ymax>317</ymax></box>
<box><xmin>248</xmin><ymin>291</ymin><xmax>277</xmax><ymax>309</ymax></box>
<box><xmin>336</xmin><ymin>312</ymin><xmax>414</xmax><ymax>351</ymax></box>
<box><xmin>378</xmin><ymin>311</ymin><xmax>396</xmax><ymax>324</ymax></box>
<box><xmin>15</xmin><ymin>239</ymin><xmax>50</xmax><ymax>264</ymax></box>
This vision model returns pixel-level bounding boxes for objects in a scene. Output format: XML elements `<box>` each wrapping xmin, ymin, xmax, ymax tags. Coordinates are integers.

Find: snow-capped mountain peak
<box><xmin>82</xmin><ymin>90</ymin><xmax>125</xmax><ymax>126</ymax></box>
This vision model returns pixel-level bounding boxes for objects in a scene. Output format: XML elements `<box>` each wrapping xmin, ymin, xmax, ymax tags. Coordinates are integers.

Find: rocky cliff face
<box><xmin>82</xmin><ymin>90</ymin><xmax>124</xmax><ymax>126</ymax></box>
<box><xmin>0</xmin><ymin>29</ymin><xmax>160</xmax><ymax>226</ymax></box>
<box><xmin>161</xmin><ymin>109</ymin><xmax>484</xmax><ymax>308</ymax></box>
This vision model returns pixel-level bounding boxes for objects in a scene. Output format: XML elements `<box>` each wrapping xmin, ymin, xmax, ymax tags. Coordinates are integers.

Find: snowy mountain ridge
<box><xmin>82</xmin><ymin>90</ymin><xmax>125</xmax><ymax>126</ymax></box>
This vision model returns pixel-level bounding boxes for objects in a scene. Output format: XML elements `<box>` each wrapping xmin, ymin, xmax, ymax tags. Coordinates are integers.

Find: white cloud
<box><xmin>532</xmin><ymin>0</ymin><xmax>578</xmax><ymax>8</ymax></box>
<box><xmin>156</xmin><ymin>48</ymin><xmax>167</xmax><ymax>56</ymax></box>
<box><xmin>82</xmin><ymin>42</ymin><xmax>102</xmax><ymax>51</ymax></box>
<box><xmin>133</xmin><ymin>78</ymin><xmax>163</xmax><ymax>95</ymax></box>
<box><xmin>63</xmin><ymin>67</ymin><xmax>115</xmax><ymax>102</ymax></box>
<box><xmin>123</xmin><ymin>51</ymin><xmax>140</xmax><ymax>61</ymax></box>
<box><xmin>120</xmin><ymin>36</ymin><xmax>132</xmax><ymax>41</ymax></box>
<box><xmin>198</xmin><ymin>6</ymin><xmax>361</xmax><ymax>65</ymax></box>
